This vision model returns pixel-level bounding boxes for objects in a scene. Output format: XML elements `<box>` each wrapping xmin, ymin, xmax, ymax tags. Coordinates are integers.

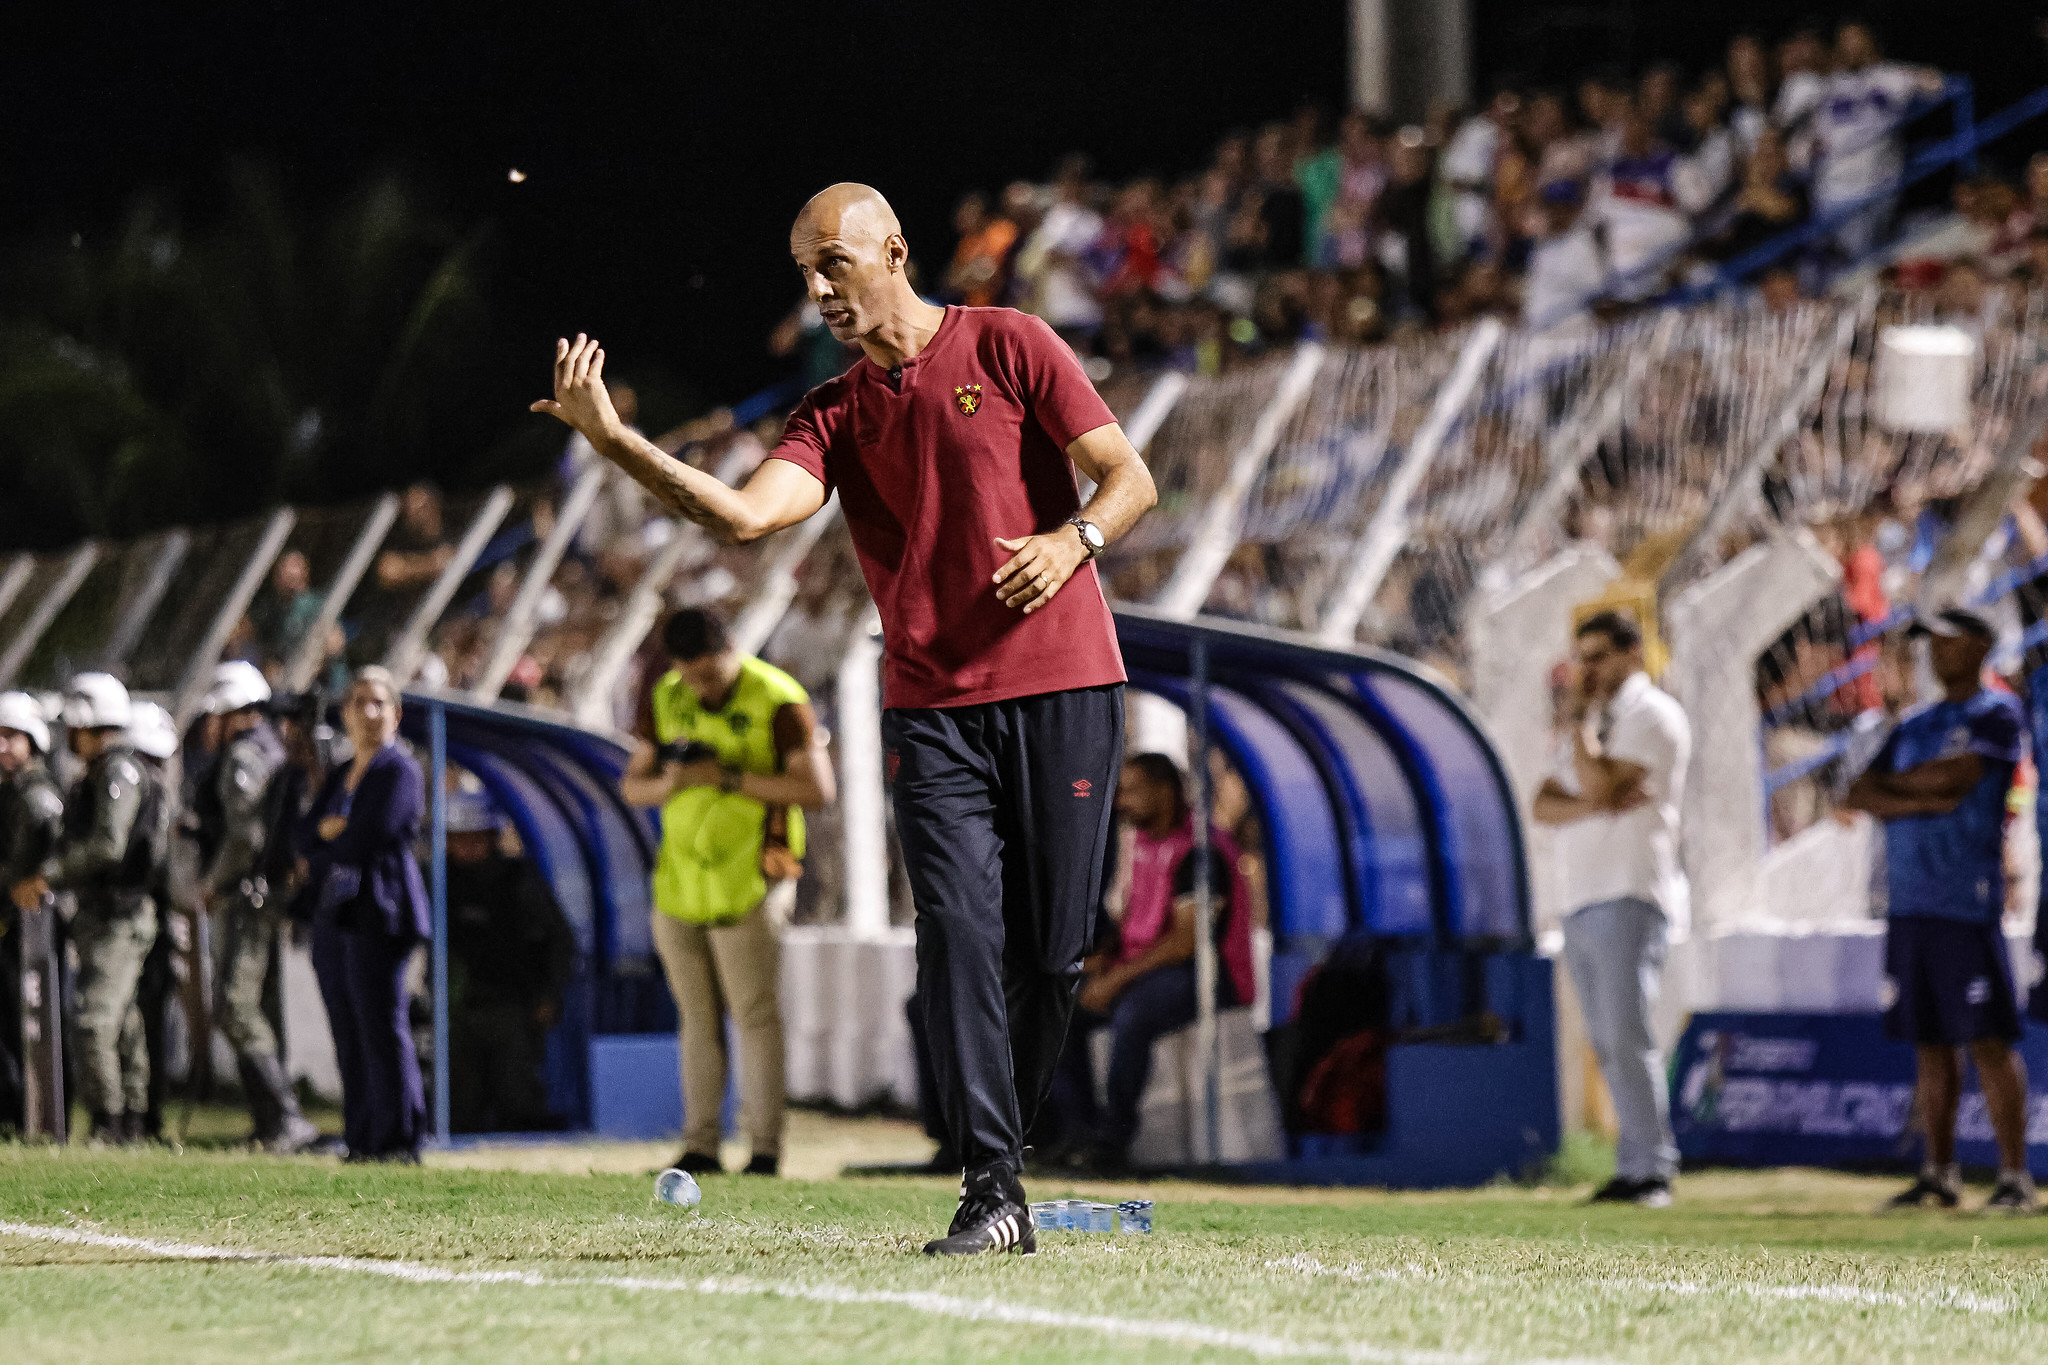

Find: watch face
<box><xmin>1077</xmin><ymin>521</ymin><xmax>1104</xmax><ymax>549</ymax></box>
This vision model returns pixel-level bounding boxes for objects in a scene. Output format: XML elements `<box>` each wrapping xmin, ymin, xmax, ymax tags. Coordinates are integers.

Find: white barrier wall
<box><xmin>1466</xmin><ymin>544</ymin><xmax>1622</xmax><ymax>933</ymax></box>
<box><xmin>1664</xmin><ymin>529</ymin><xmax>1842</xmax><ymax>942</ymax></box>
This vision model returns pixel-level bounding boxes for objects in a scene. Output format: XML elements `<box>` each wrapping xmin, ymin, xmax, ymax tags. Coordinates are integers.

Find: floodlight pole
<box><xmin>1189</xmin><ymin>637</ymin><xmax>1221</xmax><ymax>1166</ymax></box>
<box><xmin>429</xmin><ymin>699</ymin><xmax>451</xmax><ymax>1148</ymax></box>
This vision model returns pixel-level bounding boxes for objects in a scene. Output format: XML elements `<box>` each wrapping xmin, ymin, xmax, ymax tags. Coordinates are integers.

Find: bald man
<box><xmin>536</xmin><ymin>184</ymin><xmax>1156</xmax><ymax>1255</ymax></box>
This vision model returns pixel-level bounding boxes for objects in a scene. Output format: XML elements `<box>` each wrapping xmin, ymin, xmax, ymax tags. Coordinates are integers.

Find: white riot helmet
<box><xmin>127</xmin><ymin>701</ymin><xmax>179</xmax><ymax>761</ymax></box>
<box><xmin>61</xmin><ymin>672</ymin><xmax>133</xmax><ymax>731</ymax></box>
<box><xmin>204</xmin><ymin>659</ymin><xmax>273</xmax><ymax>716</ymax></box>
<box><xmin>0</xmin><ymin>690</ymin><xmax>50</xmax><ymax>755</ymax></box>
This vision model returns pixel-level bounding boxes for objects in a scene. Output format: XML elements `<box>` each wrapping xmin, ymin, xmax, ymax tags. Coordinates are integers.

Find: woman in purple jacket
<box><xmin>304</xmin><ymin>667</ymin><xmax>430</xmax><ymax>1161</ymax></box>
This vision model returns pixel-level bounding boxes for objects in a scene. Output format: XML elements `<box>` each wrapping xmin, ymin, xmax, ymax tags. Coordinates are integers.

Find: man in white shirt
<box><xmin>1534</xmin><ymin>611</ymin><xmax>1692</xmax><ymax>1207</ymax></box>
<box><xmin>1442</xmin><ymin>90</ymin><xmax>1519</xmax><ymax>261</ymax></box>
<box><xmin>1810</xmin><ymin>23</ymin><xmax>1945</xmax><ymax>263</ymax></box>
<box><xmin>1015</xmin><ymin>159</ymin><xmax>1104</xmax><ymax>335</ymax></box>
<box><xmin>1523</xmin><ymin>181</ymin><xmax>1607</xmax><ymax>333</ymax></box>
<box><xmin>1587</xmin><ymin>102</ymin><xmax>1689</xmax><ymax>301</ymax></box>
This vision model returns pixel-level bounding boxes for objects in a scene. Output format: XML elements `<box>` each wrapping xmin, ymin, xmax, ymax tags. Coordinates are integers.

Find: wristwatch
<box><xmin>1068</xmin><ymin>517</ymin><xmax>1105</xmax><ymax>560</ymax></box>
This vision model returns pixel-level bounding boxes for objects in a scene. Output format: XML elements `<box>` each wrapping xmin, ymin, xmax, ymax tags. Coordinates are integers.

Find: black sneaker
<box><xmin>1631</xmin><ymin>1178</ymin><xmax>1674</xmax><ymax>1208</ymax></box>
<box><xmin>669</xmin><ymin>1151</ymin><xmax>722</xmax><ymax>1177</ymax></box>
<box><xmin>742</xmin><ymin>1153</ymin><xmax>779</xmax><ymax>1176</ymax></box>
<box><xmin>923</xmin><ymin>1162</ymin><xmax>1035</xmax><ymax>1256</ymax></box>
<box><xmin>1984</xmin><ymin>1177</ymin><xmax>2039</xmax><ymax>1214</ymax></box>
<box><xmin>1883</xmin><ymin>1174</ymin><xmax>1962</xmax><ymax>1210</ymax></box>
<box><xmin>1587</xmin><ymin>1176</ymin><xmax>1672</xmax><ymax>1207</ymax></box>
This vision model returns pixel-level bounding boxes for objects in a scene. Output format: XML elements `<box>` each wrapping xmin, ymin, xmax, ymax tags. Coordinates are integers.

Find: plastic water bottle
<box><xmin>1027</xmin><ymin>1199</ymin><xmax>1151</xmax><ymax>1234</ymax></box>
<box><xmin>654</xmin><ymin>1168</ymin><xmax>702</xmax><ymax>1209</ymax></box>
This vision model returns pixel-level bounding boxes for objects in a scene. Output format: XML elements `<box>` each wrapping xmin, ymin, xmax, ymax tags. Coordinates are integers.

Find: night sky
<box><xmin>3</xmin><ymin>1</ymin><xmax>1347</xmax><ymax>438</ymax></box>
<box><xmin>3</xmin><ymin>0</ymin><xmax>2043</xmax><ymax>521</ymax></box>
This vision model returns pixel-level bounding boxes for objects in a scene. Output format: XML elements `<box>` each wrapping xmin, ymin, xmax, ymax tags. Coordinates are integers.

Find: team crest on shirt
<box><xmin>953</xmin><ymin>383</ymin><xmax>983</xmax><ymax>416</ymax></box>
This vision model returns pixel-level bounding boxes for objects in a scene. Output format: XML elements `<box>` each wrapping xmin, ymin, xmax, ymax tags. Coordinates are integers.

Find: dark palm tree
<box><xmin>0</xmin><ymin>161</ymin><xmax>506</xmax><ymax>549</ymax></box>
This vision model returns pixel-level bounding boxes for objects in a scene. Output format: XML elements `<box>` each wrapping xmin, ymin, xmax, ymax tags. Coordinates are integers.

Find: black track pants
<box><xmin>885</xmin><ymin>684</ymin><xmax>1124</xmax><ymax>1173</ymax></box>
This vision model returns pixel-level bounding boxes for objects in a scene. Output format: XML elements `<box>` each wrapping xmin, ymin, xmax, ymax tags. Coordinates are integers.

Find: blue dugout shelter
<box><xmin>402</xmin><ymin>608</ymin><xmax>1555</xmax><ymax>1186</ymax></box>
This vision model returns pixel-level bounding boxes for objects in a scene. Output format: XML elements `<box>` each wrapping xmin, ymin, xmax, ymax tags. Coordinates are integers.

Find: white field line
<box><xmin>1264</xmin><ymin>1254</ymin><xmax>2014</xmax><ymax>1316</ymax></box>
<box><xmin>0</xmin><ymin>1220</ymin><xmax>1611</xmax><ymax>1365</ymax></box>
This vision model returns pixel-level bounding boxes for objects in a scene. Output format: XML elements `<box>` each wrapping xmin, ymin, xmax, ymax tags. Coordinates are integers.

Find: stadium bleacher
<box><xmin>8</xmin><ymin>25</ymin><xmax>2048</xmax><ymax>1166</ymax></box>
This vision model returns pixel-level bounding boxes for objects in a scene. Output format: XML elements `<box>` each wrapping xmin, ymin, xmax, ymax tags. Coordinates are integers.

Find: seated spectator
<box><xmin>1809</xmin><ymin>21</ymin><xmax>1945</xmax><ymax>266</ymax></box>
<box><xmin>444</xmin><ymin>784</ymin><xmax>576</xmax><ymax>1133</ymax></box>
<box><xmin>1014</xmin><ymin>154</ymin><xmax>1105</xmax><ymax>340</ymax></box>
<box><xmin>768</xmin><ymin>299</ymin><xmax>860</xmax><ymax>389</ymax></box>
<box><xmin>249</xmin><ymin>549</ymin><xmax>323</xmax><ymax>674</ymax></box>
<box><xmin>942</xmin><ymin>192</ymin><xmax>1017</xmax><ymax>308</ymax></box>
<box><xmin>377</xmin><ymin>484</ymin><xmax>455</xmax><ymax>594</ymax></box>
<box><xmin>1674</xmin><ymin>76</ymin><xmax>1738</xmax><ymax>216</ymax></box>
<box><xmin>1250</xmin><ymin>124</ymin><xmax>1307</xmax><ymax>268</ymax></box>
<box><xmin>1704</xmin><ymin>127</ymin><xmax>1806</xmax><ymax>264</ymax></box>
<box><xmin>1524</xmin><ymin>181</ymin><xmax>1606</xmax><ymax>332</ymax></box>
<box><xmin>1590</xmin><ymin>99</ymin><xmax>1689</xmax><ymax>301</ymax></box>
<box><xmin>1772</xmin><ymin>26</ymin><xmax>1831</xmax><ymax>140</ymax></box>
<box><xmin>1756</xmin><ymin>263</ymin><xmax>1805</xmax><ymax>312</ymax></box>
<box><xmin>1724</xmin><ymin>32</ymin><xmax>1774</xmax><ymax>155</ymax></box>
<box><xmin>1049</xmin><ymin>752</ymin><xmax>1253</xmax><ymax>1171</ymax></box>
<box><xmin>1443</xmin><ymin>90</ymin><xmax>1521</xmax><ymax>261</ymax></box>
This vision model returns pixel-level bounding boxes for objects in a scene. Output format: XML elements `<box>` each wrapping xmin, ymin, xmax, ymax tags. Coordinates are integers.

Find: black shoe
<box><xmin>923</xmin><ymin>1162</ymin><xmax>1035</xmax><ymax>1256</ymax></box>
<box><xmin>1884</xmin><ymin>1174</ymin><xmax>1962</xmax><ymax>1210</ymax></box>
<box><xmin>1984</xmin><ymin>1177</ymin><xmax>2039</xmax><ymax>1214</ymax></box>
<box><xmin>1588</xmin><ymin>1176</ymin><xmax>1671</xmax><ymax>1207</ymax></box>
<box><xmin>742</xmin><ymin>1154</ymin><xmax>779</xmax><ymax>1176</ymax></box>
<box><xmin>671</xmin><ymin>1151</ymin><xmax>722</xmax><ymax>1177</ymax></box>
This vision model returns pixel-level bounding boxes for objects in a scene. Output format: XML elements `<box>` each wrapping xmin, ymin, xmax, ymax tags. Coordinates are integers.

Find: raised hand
<box><xmin>529</xmin><ymin>333</ymin><xmax>624</xmax><ymax>443</ymax></box>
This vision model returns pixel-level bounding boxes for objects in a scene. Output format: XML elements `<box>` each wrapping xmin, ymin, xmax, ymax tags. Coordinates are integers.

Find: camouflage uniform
<box><xmin>201</xmin><ymin>720</ymin><xmax>311</xmax><ymax>1144</ymax></box>
<box><xmin>46</xmin><ymin>742</ymin><xmax>164</xmax><ymax>1130</ymax></box>
<box><xmin>0</xmin><ymin>760</ymin><xmax>64</xmax><ymax>1129</ymax></box>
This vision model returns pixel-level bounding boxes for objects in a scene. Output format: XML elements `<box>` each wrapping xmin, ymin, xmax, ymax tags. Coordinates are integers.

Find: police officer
<box><xmin>125</xmin><ymin>701</ymin><xmax>183</xmax><ymax>1142</ymax></box>
<box><xmin>444</xmin><ymin>784</ymin><xmax>575</xmax><ymax>1133</ymax></box>
<box><xmin>12</xmin><ymin>673</ymin><xmax>166</xmax><ymax>1142</ymax></box>
<box><xmin>196</xmin><ymin>661</ymin><xmax>319</xmax><ymax>1152</ymax></box>
<box><xmin>0</xmin><ymin>691</ymin><xmax>62</xmax><ymax>1132</ymax></box>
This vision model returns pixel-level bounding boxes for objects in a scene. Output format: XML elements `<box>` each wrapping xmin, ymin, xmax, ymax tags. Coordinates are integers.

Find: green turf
<box><xmin>5</xmin><ymin>1145</ymin><xmax>2048</xmax><ymax>1364</ymax></box>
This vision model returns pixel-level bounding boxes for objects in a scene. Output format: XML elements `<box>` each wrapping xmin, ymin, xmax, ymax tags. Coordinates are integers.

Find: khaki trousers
<box><xmin>649</xmin><ymin>904</ymin><xmax>785</xmax><ymax>1159</ymax></box>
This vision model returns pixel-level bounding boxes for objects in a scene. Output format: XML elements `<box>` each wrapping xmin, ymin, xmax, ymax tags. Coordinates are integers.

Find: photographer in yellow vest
<box><xmin>621</xmin><ymin>608</ymin><xmax>835</xmax><ymax>1176</ymax></box>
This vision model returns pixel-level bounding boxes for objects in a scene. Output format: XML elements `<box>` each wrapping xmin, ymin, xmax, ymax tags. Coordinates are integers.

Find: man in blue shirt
<box><xmin>1845</xmin><ymin>607</ymin><xmax>2035</xmax><ymax>1212</ymax></box>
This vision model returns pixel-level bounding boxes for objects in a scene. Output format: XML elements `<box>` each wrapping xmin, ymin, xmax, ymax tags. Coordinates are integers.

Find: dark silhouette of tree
<box><xmin>0</xmin><ymin>161</ymin><xmax>523</xmax><ymax>550</ymax></box>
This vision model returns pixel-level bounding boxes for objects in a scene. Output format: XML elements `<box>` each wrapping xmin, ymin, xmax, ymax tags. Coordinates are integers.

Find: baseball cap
<box><xmin>1907</xmin><ymin>606</ymin><xmax>1995</xmax><ymax>641</ymax></box>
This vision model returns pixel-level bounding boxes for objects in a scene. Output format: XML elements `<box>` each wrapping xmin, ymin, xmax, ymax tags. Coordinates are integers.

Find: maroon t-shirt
<box><xmin>767</xmin><ymin>306</ymin><xmax>1128</xmax><ymax>709</ymax></box>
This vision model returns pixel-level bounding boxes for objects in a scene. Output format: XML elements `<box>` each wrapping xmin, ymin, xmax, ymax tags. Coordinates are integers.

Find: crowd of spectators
<box><xmin>923</xmin><ymin>20</ymin><xmax>1969</xmax><ymax>368</ymax></box>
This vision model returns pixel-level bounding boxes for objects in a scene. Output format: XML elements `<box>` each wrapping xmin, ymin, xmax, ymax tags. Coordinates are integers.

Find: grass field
<box><xmin>6</xmin><ymin>1125</ymin><xmax>2048</xmax><ymax>1364</ymax></box>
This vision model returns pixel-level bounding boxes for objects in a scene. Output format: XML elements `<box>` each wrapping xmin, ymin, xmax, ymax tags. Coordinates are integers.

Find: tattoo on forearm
<box><xmin>604</xmin><ymin>437</ymin><xmax>724</xmax><ymax>530</ymax></box>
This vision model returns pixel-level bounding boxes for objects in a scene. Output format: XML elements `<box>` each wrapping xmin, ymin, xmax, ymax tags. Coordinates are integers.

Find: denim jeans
<box><xmin>1562</xmin><ymin>896</ymin><xmax>1676</xmax><ymax>1181</ymax></box>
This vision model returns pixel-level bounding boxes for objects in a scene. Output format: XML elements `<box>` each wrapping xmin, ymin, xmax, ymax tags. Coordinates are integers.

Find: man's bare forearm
<box><xmin>592</xmin><ymin>427</ymin><xmax>758</xmax><ymax>540</ymax></box>
<box><xmin>1077</xmin><ymin>457</ymin><xmax>1155</xmax><ymax>545</ymax></box>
